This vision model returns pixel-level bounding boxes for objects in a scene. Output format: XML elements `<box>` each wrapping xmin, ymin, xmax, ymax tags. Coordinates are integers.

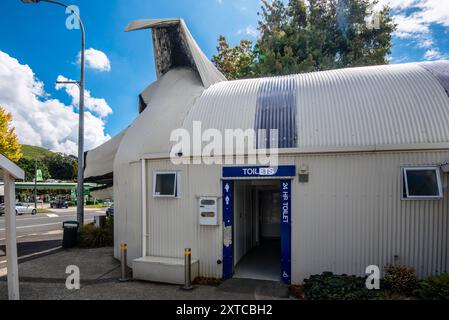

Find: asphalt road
<box><xmin>0</xmin><ymin>208</ymin><xmax>107</xmax><ymax>268</ymax></box>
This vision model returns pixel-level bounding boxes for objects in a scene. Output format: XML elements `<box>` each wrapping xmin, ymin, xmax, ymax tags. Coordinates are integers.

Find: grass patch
<box><xmin>37</xmin><ymin>209</ymin><xmax>50</xmax><ymax>213</ymax></box>
<box><xmin>84</xmin><ymin>204</ymin><xmax>109</xmax><ymax>209</ymax></box>
<box><xmin>21</xmin><ymin>145</ymin><xmax>55</xmax><ymax>160</ymax></box>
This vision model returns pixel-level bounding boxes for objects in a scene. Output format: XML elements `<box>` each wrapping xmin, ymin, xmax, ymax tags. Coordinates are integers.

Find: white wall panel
<box><xmin>290</xmin><ymin>151</ymin><xmax>449</xmax><ymax>283</ymax></box>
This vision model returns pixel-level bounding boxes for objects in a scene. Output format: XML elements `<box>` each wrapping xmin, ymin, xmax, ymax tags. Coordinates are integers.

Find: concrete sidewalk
<box><xmin>0</xmin><ymin>247</ymin><xmax>292</xmax><ymax>300</ymax></box>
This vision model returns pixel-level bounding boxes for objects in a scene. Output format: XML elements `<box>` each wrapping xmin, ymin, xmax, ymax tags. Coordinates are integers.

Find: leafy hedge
<box><xmin>383</xmin><ymin>264</ymin><xmax>418</xmax><ymax>295</ymax></box>
<box><xmin>303</xmin><ymin>272</ymin><xmax>378</xmax><ymax>300</ymax></box>
<box><xmin>300</xmin><ymin>269</ymin><xmax>449</xmax><ymax>300</ymax></box>
<box><xmin>77</xmin><ymin>217</ymin><xmax>113</xmax><ymax>248</ymax></box>
<box><xmin>416</xmin><ymin>274</ymin><xmax>449</xmax><ymax>300</ymax></box>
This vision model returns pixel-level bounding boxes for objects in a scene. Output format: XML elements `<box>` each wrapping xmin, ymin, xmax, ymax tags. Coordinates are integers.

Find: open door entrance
<box><xmin>222</xmin><ymin>178</ymin><xmax>292</xmax><ymax>284</ymax></box>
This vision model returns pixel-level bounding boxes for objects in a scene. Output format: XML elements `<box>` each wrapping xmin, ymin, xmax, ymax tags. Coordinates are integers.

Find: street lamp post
<box><xmin>21</xmin><ymin>0</ymin><xmax>85</xmax><ymax>225</ymax></box>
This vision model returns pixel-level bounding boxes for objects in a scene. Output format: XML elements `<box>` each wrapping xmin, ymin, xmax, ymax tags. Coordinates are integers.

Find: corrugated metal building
<box><xmin>85</xmin><ymin>19</ymin><xmax>449</xmax><ymax>285</ymax></box>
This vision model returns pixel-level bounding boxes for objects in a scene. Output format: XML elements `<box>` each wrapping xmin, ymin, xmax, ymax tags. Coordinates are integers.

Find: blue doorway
<box><xmin>222</xmin><ymin>166</ymin><xmax>294</xmax><ymax>284</ymax></box>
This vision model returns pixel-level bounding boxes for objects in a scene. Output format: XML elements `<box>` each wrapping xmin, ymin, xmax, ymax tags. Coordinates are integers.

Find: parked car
<box><xmin>104</xmin><ymin>200</ymin><xmax>114</xmax><ymax>207</ymax></box>
<box><xmin>0</xmin><ymin>202</ymin><xmax>37</xmax><ymax>216</ymax></box>
<box><xmin>106</xmin><ymin>204</ymin><xmax>114</xmax><ymax>218</ymax></box>
<box><xmin>50</xmin><ymin>197</ymin><xmax>69</xmax><ymax>209</ymax></box>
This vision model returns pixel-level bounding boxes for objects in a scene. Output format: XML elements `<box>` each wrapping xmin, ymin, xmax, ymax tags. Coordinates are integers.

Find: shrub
<box><xmin>416</xmin><ymin>274</ymin><xmax>449</xmax><ymax>300</ymax></box>
<box><xmin>383</xmin><ymin>264</ymin><xmax>417</xmax><ymax>295</ymax></box>
<box><xmin>78</xmin><ymin>217</ymin><xmax>113</xmax><ymax>248</ymax></box>
<box><xmin>302</xmin><ymin>272</ymin><xmax>378</xmax><ymax>300</ymax></box>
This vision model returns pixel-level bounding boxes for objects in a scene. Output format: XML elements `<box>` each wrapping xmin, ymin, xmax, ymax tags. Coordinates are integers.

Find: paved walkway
<box><xmin>0</xmin><ymin>247</ymin><xmax>292</xmax><ymax>300</ymax></box>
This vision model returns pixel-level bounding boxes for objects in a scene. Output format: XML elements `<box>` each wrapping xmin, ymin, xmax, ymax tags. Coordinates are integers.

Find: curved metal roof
<box><xmin>184</xmin><ymin>61</ymin><xmax>449</xmax><ymax>149</ymax></box>
<box><xmin>85</xmin><ymin>18</ymin><xmax>449</xmax><ymax>181</ymax></box>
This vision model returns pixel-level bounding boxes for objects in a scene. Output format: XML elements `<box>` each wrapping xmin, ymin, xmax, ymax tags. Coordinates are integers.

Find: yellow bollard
<box><xmin>182</xmin><ymin>248</ymin><xmax>193</xmax><ymax>290</ymax></box>
<box><xmin>119</xmin><ymin>244</ymin><xmax>129</xmax><ymax>282</ymax></box>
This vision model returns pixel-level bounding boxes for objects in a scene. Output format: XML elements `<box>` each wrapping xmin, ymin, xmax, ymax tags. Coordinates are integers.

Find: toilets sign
<box><xmin>223</xmin><ymin>166</ymin><xmax>296</xmax><ymax>178</ymax></box>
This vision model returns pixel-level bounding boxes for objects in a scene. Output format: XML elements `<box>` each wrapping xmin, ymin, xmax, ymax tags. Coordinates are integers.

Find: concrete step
<box><xmin>133</xmin><ymin>256</ymin><xmax>199</xmax><ymax>285</ymax></box>
<box><xmin>216</xmin><ymin>278</ymin><xmax>290</xmax><ymax>299</ymax></box>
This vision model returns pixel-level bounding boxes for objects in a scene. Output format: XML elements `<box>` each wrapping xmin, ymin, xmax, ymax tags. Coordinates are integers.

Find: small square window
<box><xmin>402</xmin><ymin>167</ymin><xmax>443</xmax><ymax>200</ymax></box>
<box><xmin>153</xmin><ymin>172</ymin><xmax>179</xmax><ymax>198</ymax></box>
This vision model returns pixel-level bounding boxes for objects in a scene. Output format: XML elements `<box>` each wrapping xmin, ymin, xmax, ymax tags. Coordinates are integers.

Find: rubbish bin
<box><xmin>62</xmin><ymin>221</ymin><xmax>79</xmax><ymax>249</ymax></box>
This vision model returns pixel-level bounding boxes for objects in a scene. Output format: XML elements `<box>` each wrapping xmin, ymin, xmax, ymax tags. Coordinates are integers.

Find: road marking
<box><xmin>46</xmin><ymin>214</ymin><xmax>59</xmax><ymax>218</ymax></box>
<box><xmin>0</xmin><ymin>222</ymin><xmax>61</xmax><ymax>232</ymax></box>
<box><xmin>5</xmin><ymin>215</ymin><xmax>58</xmax><ymax>222</ymax></box>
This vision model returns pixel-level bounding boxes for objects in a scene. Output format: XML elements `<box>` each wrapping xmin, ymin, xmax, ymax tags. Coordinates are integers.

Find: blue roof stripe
<box><xmin>255</xmin><ymin>77</ymin><xmax>298</xmax><ymax>149</ymax></box>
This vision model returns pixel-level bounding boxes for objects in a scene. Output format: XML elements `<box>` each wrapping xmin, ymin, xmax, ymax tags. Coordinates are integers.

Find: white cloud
<box><xmin>79</xmin><ymin>48</ymin><xmax>111</xmax><ymax>72</ymax></box>
<box><xmin>393</xmin><ymin>14</ymin><xmax>430</xmax><ymax>37</ymax></box>
<box><xmin>376</xmin><ymin>0</ymin><xmax>449</xmax><ymax>61</ymax></box>
<box><xmin>0</xmin><ymin>50</ymin><xmax>111</xmax><ymax>156</ymax></box>
<box><xmin>56</xmin><ymin>75</ymin><xmax>113</xmax><ymax>119</ymax></box>
<box><xmin>237</xmin><ymin>25</ymin><xmax>259</xmax><ymax>38</ymax></box>
<box><xmin>245</xmin><ymin>25</ymin><xmax>258</xmax><ymax>38</ymax></box>
<box><xmin>424</xmin><ymin>48</ymin><xmax>447</xmax><ymax>61</ymax></box>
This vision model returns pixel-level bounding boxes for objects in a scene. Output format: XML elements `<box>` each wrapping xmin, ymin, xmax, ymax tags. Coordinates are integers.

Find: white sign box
<box><xmin>199</xmin><ymin>197</ymin><xmax>218</xmax><ymax>226</ymax></box>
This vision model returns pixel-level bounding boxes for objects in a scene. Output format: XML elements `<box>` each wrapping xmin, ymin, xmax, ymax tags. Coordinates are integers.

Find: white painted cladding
<box><xmin>144</xmin><ymin>161</ymin><xmax>224</xmax><ymax>278</ymax></box>
<box><xmin>184</xmin><ymin>63</ymin><xmax>449</xmax><ymax>149</ymax></box>
<box><xmin>289</xmin><ymin>150</ymin><xmax>449</xmax><ymax>281</ymax></box>
<box><xmin>115</xmin><ymin>150</ymin><xmax>449</xmax><ymax>283</ymax></box>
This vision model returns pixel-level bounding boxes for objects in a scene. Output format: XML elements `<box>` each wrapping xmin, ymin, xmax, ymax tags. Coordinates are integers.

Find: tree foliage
<box><xmin>45</xmin><ymin>153</ymin><xmax>78</xmax><ymax>181</ymax></box>
<box><xmin>212</xmin><ymin>0</ymin><xmax>396</xmax><ymax>79</ymax></box>
<box><xmin>212</xmin><ymin>36</ymin><xmax>256</xmax><ymax>80</ymax></box>
<box><xmin>17</xmin><ymin>148</ymin><xmax>77</xmax><ymax>182</ymax></box>
<box><xmin>16</xmin><ymin>157</ymin><xmax>51</xmax><ymax>182</ymax></box>
<box><xmin>0</xmin><ymin>106</ymin><xmax>22</xmax><ymax>162</ymax></box>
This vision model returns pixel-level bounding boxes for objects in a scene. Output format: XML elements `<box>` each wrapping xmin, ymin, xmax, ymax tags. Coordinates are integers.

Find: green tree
<box><xmin>212</xmin><ymin>35</ymin><xmax>256</xmax><ymax>80</ymax></box>
<box><xmin>212</xmin><ymin>0</ymin><xmax>396</xmax><ymax>79</ymax></box>
<box><xmin>16</xmin><ymin>157</ymin><xmax>51</xmax><ymax>182</ymax></box>
<box><xmin>45</xmin><ymin>153</ymin><xmax>77</xmax><ymax>181</ymax></box>
<box><xmin>0</xmin><ymin>106</ymin><xmax>22</xmax><ymax>162</ymax></box>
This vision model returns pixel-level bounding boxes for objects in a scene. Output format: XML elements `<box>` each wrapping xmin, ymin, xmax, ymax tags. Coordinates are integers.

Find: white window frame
<box><xmin>402</xmin><ymin>166</ymin><xmax>443</xmax><ymax>200</ymax></box>
<box><xmin>153</xmin><ymin>171</ymin><xmax>180</xmax><ymax>198</ymax></box>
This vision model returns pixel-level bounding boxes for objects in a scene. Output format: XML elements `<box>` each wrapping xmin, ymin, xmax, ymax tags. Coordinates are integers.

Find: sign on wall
<box><xmin>280</xmin><ymin>179</ymin><xmax>292</xmax><ymax>284</ymax></box>
<box><xmin>223</xmin><ymin>166</ymin><xmax>296</xmax><ymax>178</ymax></box>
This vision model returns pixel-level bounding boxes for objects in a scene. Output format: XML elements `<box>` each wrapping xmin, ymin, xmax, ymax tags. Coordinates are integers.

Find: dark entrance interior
<box><xmin>233</xmin><ymin>180</ymin><xmax>281</xmax><ymax>281</ymax></box>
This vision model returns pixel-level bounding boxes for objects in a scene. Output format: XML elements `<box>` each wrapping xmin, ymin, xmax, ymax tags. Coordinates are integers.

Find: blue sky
<box><xmin>0</xmin><ymin>0</ymin><xmax>448</xmax><ymax>154</ymax></box>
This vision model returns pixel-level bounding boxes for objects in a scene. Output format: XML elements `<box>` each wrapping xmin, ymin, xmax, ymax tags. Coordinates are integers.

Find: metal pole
<box><xmin>119</xmin><ymin>244</ymin><xmax>129</xmax><ymax>282</ymax></box>
<box><xmin>34</xmin><ymin>161</ymin><xmax>37</xmax><ymax>209</ymax></box>
<box><xmin>25</xmin><ymin>0</ymin><xmax>86</xmax><ymax>225</ymax></box>
<box><xmin>77</xmin><ymin>18</ymin><xmax>86</xmax><ymax>226</ymax></box>
<box><xmin>182</xmin><ymin>248</ymin><xmax>193</xmax><ymax>291</ymax></box>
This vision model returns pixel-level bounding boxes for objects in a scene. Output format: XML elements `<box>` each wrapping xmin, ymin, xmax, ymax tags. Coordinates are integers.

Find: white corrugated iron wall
<box><xmin>145</xmin><ymin>160</ymin><xmax>224</xmax><ymax>278</ymax></box>
<box><xmin>143</xmin><ymin>150</ymin><xmax>449</xmax><ymax>282</ymax></box>
<box><xmin>114</xmin><ymin>161</ymin><xmax>142</xmax><ymax>264</ymax></box>
<box><xmin>295</xmin><ymin>64</ymin><xmax>449</xmax><ymax>148</ymax></box>
<box><xmin>289</xmin><ymin>150</ymin><xmax>449</xmax><ymax>282</ymax></box>
<box><xmin>143</xmin><ymin>151</ymin><xmax>449</xmax><ymax>283</ymax></box>
<box><xmin>185</xmin><ymin>63</ymin><xmax>449</xmax><ymax>149</ymax></box>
